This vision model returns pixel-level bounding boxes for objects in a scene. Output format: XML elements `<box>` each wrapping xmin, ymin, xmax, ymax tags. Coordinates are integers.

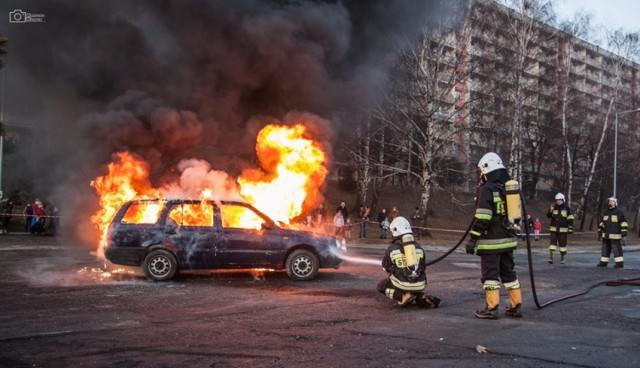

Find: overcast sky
<box><xmin>556</xmin><ymin>0</ymin><xmax>640</xmax><ymax>44</ymax></box>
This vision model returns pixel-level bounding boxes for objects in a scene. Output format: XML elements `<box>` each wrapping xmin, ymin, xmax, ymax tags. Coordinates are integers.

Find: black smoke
<box><xmin>0</xmin><ymin>0</ymin><xmax>456</xmax><ymax>239</ymax></box>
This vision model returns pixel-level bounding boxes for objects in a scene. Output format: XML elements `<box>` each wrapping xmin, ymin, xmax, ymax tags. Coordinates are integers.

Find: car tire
<box><xmin>142</xmin><ymin>249</ymin><xmax>178</xmax><ymax>281</ymax></box>
<box><xmin>286</xmin><ymin>249</ymin><xmax>319</xmax><ymax>281</ymax></box>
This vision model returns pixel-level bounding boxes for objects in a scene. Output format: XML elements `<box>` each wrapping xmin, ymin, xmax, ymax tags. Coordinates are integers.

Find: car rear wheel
<box><xmin>142</xmin><ymin>249</ymin><xmax>178</xmax><ymax>281</ymax></box>
<box><xmin>286</xmin><ymin>249</ymin><xmax>319</xmax><ymax>281</ymax></box>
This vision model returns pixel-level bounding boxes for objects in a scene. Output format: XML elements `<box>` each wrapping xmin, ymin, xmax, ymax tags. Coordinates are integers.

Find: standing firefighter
<box><xmin>466</xmin><ymin>152</ymin><xmax>522</xmax><ymax>319</ymax></box>
<box><xmin>547</xmin><ymin>193</ymin><xmax>574</xmax><ymax>264</ymax></box>
<box><xmin>598</xmin><ymin>197</ymin><xmax>628</xmax><ymax>268</ymax></box>
<box><xmin>377</xmin><ymin>216</ymin><xmax>440</xmax><ymax>308</ymax></box>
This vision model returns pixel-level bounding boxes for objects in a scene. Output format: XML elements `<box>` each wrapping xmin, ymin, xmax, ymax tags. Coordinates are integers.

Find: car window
<box><xmin>220</xmin><ymin>204</ymin><xmax>264</xmax><ymax>230</ymax></box>
<box><xmin>121</xmin><ymin>202</ymin><xmax>164</xmax><ymax>224</ymax></box>
<box><xmin>167</xmin><ymin>202</ymin><xmax>214</xmax><ymax>227</ymax></box>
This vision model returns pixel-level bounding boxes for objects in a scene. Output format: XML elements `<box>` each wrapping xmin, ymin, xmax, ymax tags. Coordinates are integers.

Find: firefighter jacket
<box><xmin>599</xmin><ymin>206</ymin><xmax>628</xmax><ymax>240</ymax></box>
<box><xmin>382</xmin><ymin>237</ymin><xmax>426</xmax><ymax>292</ymax></box>
<box><xmin>547</xmin><ymin>203</ymin><xmax>574</xmax><ymax>233</ymax></box>
<box><xmin>470</xmin><ymin>169</ymin><xmax>517</xmax><ymax>255</ymax></box>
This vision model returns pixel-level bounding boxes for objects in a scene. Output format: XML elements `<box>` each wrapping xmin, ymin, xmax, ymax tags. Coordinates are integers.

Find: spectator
<box><xmin>333</xmin><ymin>208</ymin><xmax>345</xmax><ymax>240</ymax></box>
<box><xmin>389</xmin><ymin>206</ymin><xmax>399</xmax><ymax>222</ymax></box>
<box><xmin>336</xmin><ymin>202</ymin><xmax>349</xmax><ymax>223</ymax></box>
<box><xmin>315</xmin><ymin>204</ymin><xmax>326</xmax><ymax>226</ymax></box>
<box><xmin>411</xmin><ymin>206</ymin><xmax>424</xmax><ymax>239</ymax></box>
<box><xmin>533</xmin><ymin>218</ymin><xmax>542</xmax><ymax>241</ymax></box>
<box><xmin>358</xmin><ymin>205</ymin><xmax>370</xmax><ymax>238</ymax></box>
<box><xmin>30</xmin><ymin>200</ymin><xmax>47</xmax><ymax>235</ymax></box>
<box><xmin>24</xmin><ymin>204</ymin><xmax>33</xmax><ymax>232</ymax></box>
<box><xmin>0</xmin><ymin>198</ymin><xmax>12</xmax><ymax>234</ymax></box>
<box><xmin>49</xmin><ymin>205</ymin><xmax>60</xmax><ymax>235</ymax></box>
<box><xmin>345</xmin><ymin>219</ymin><xmax>353</xmax><ymax>240</ymax></box>
<box><xmin>521</xmin><ymin>214</ymin><xmax>534</xmax><ymax>239</ymax></box>
<box><xmin>377</xmin><ymin>208</ymin><xmax>389</xmax><ymax>239</ymax></box>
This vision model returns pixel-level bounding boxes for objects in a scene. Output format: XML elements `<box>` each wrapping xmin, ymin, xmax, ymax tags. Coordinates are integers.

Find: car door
<box><xmin>164</xmin><ymin>201</ymin><xmax>220</xmax><ymax>269</ymax></box>
<box><xmin>110</xmin><ymin>200</ymin><xmax>165</xmax><ymax>248</ymax></box>
<box><xmin>217</xmin><ymin>203</ymin><xmax>284</xmax><ymax>268</ymax></box>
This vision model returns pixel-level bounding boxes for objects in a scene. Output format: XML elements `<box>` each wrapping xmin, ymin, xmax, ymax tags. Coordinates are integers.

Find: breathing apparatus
<box><xmin>390</xmin><ymin>216</ymin><xmax>420</xmax><ymax>279</ymax></box>
<box><xmin>505</xmin><ymin>179</ymin><xmax>523</xmax><ymax>236</ymax></box>
<box><xmin>423</xmin><ymin>152</ymin><xmax>640</xmax><ymax>309</ymax></box>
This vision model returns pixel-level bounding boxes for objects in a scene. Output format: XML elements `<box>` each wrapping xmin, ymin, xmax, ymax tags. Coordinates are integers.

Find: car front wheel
<box><xmin>142</xmin><ymin>249</ymin><xmax>178</xmax><ymax>281</ymax></box>
<box><xmin>286</xmin><ymin>249</ymin><xmax>319</xmax><ymax>281</ymax></box>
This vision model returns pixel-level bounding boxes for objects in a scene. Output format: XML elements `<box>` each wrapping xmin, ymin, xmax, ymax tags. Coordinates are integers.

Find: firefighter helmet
<box><xmin>390</xmin><ymin>216</ymin><xmax>412</xmax><ymax>237</ymax></box>
<box><xmin>608</xmin><ymin>197</ymin><xmax>617</xmax><ymax>206</ymax></box>
<box><xmin>478</xmin><ymin>152</ymin><xmax>505</xmax><ymax>175</ymax></box>
<box><xmin>555</xmin><ymin>193</ymin><xmax>565</xmax><ymax>201</ymax></box>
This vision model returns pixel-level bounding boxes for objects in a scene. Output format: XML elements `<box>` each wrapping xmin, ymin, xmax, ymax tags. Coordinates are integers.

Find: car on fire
<box><xmin>104</xmin><ymin>199</ymin><xmax>343</xmax><ymax>281</ymax></box>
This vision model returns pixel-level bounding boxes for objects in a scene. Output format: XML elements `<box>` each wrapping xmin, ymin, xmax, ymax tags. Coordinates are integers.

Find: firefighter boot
<box><xmin>614</xmin><ymin>262</ymin><xmax>624</xmax><ymax>269</ymax></box>
<box><xmin>504</xmin><ymin>288</ymin><xmax>523</xmax><ymax>318</ymax></box>
<box><xmin>397</xmin><ymin>292</ymin><xmax>417</xmax><ymax>307</ymax></box>
<box><xmin>416</xmin><ymin>293</ymin><xmax>441</xmax><ymax>309</ymax></box>
<box><xmin>548</xmin><ymin>250</ymin><xmax>554</xmax><ymax>264</ymax></box>
<box><xmin>475</xmin><ymin>289</ymin><xmax>499</xmax><ymax>320</ymax></box>
<box><xmin>560</xmin><ymin>252</ymin><xmax>566</xmax><ymax>265</ymax></box>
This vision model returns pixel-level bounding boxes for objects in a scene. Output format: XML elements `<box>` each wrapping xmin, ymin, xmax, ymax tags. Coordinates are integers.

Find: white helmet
<box><xmin>390</xmin><ymin>216</ymin><xmax>412</xmax><ymax>237</ymax></box>
<box><xmin>608</xmin><ymin>197</ymin><xmax>617</xmax><ymax>206</ymax></box>
<box><xmin>555</xmin><ymin>193</ymin><xmax>565</xmax><ymax>201</ymax></box>
<box><xmin>478</xmin><ymin>152</ymin><xmax>505</xmax><ymax>175</ymax></box>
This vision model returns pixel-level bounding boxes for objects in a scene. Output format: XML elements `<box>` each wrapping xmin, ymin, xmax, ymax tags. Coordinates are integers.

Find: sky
<box><xmin>556</xmin><ymin>0</ymin><xmax>640</xmax><ymax>44</ymax></box>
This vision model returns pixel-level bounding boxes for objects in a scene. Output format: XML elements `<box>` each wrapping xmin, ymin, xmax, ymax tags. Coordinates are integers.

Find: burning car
<box><xmin>104</xmin><ymin>199</ymin><xmax>343</xmax><ymax>281</ymax></box>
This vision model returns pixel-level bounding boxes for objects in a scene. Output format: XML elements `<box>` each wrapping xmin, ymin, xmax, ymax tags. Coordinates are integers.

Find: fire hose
<box><xmin>423</xmin><ymin>190</ymin><xmax>640</xmax><ymax>309</ymax></box>
<box><xmin>385</xmin><ymin>189</ymin><xmax>640</xmax><ymax>309</ymax></box>
<box><xmin>518</xmin><ymin>192</ymin><xmax>640</xmax><ymax>309</ymax></box>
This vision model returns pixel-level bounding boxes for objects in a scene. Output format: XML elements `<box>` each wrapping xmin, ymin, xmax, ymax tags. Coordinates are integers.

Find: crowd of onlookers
<box><xmin>0</xmin><ymin>197</ymin><xmax>60</xmax><ymax>235</ymax></box>
<box><xmin>304</xmin><ymin>202</ymin><xmax>560</xmax><ymax>244</ymax></box>
<box><xmin>303</xmin><ymin>202</ymin><xmax>418</xmax><ymax>241</ymax></box>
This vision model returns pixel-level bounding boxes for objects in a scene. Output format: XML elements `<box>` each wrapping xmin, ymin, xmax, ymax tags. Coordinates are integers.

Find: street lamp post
<box><xmin>614</xmin><ymin>108</ymin><xmax>640</xmax><ymax>198</ymax></box>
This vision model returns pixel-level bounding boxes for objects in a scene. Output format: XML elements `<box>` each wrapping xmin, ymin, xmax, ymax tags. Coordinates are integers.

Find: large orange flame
<box><xmin>90</xmin><ymin>123</ymin><xmax>328</xmax><ymax>260</ymax></box>
<box><xmin>238</xmin><ymin>124</ymin><xmax>327</xmax><ymax>224</ymax></box>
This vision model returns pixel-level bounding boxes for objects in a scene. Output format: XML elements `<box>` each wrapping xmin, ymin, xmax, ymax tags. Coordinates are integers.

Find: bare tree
<box><xmin>373</xmin><ymin>19</ymin><xmax>477</xmax><ymax>225</ymax></box>
<box><xmin>556</xmin><ymin>13</ymin><xmax>593</xmax><ymax>205</ymax></box>
<box><xmin>491</xmin><ymin>0</ymin><xmax>556</xmax><ymax>183</ymax></box>
<box><xmin>576</xmin><ymin>30</ymin><xmax>640</xmax><ymax>229</ymax></box>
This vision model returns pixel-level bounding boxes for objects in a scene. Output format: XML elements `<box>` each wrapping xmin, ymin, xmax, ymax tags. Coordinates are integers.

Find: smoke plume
<box><xmin>0</xmin><ymin>0</ymin><xmax>455</xmax><ymax>241</ymax></box>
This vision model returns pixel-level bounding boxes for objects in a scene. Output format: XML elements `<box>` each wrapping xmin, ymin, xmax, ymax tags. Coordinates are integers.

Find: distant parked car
<box><xmin>104</xmin><ymin>199</ymin><xmax>343</xmax><ymax>281</ymax></box>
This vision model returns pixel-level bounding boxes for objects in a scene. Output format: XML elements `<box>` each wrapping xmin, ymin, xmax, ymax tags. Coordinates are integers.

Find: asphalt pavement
<box><xmin>0</xmin><ymin>233</ymin><xmax>639</xmax><ymax>367</ymax></box>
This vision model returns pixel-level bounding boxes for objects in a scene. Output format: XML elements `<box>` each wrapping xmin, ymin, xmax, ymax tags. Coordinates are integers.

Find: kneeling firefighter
<box><xmin>466</xmin><ymin>152</ymin><xmax>522</xmax><ymax>319</ymax></box>
<box><xmin>377</xmin><ymin>216</ymin><xmax>440</xmax><ymax>308</ymax></box>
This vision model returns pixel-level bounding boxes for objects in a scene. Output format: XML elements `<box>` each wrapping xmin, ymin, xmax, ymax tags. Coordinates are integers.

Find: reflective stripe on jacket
<box><xmin>599</xmin><ymin>206</ymin><xmax>628</xmax><ymax>240</ymax></box>
<box><xmin>470</xmin><ymin>180</ymin><xmax>517</xmax><ymax>254</ymax></box>
<box><xmin>548</xmin><ymin>204</ymin><xmax>574</xmax><ymax>233</ymax></box>
<box><xmin>382</xmin><ymin>238</ymin><xmax>427</xmax><ymax>291</ymax></box>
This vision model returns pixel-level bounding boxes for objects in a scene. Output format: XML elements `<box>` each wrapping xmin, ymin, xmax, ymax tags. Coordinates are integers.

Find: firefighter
<box><xmin>466</xmin><ymin>152</ymin><xmax>522</xmax><ymax>319</ymax></box>
<box><xmin>597</xmin><ymin>197</ymin><xmax>628</xmax><ymax>268</ymax></box>
<box><xmin>547</xmin><ymin>193</ymin><xmax>574</xmax><ymax>264</ymax></box>
<box><xmin>377</xmin><ymin>216</ymin><xmax>440</xmax><ymax>308</ymax></box>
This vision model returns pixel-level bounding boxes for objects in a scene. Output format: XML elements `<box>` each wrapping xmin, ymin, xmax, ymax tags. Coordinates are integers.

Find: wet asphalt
<box><xmin>0</xmin><ymin>233</ymin><xmax>639</xmax><ymax>367</ymax></box>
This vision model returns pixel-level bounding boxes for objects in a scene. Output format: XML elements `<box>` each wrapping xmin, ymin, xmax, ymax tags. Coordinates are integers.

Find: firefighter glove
<box><xmin>466</xmin><ymin>239</ymin><xmax>476</xmax><ymax>255</ymax></box>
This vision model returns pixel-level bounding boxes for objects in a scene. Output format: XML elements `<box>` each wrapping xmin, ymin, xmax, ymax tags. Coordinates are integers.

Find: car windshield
<box><xmin>121</xmin><ymin>201</ymin><xmax>165</xmax><ymax>224</ymax></box>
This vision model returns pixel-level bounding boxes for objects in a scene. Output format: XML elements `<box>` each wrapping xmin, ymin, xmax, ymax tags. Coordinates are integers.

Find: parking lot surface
<box><xmin>1</xmin><ymin>234</ymin><xmax>639</xmax><ymax>367</ymax></box>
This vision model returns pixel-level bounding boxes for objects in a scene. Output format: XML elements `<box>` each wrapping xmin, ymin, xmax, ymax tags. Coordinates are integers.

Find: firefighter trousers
<box><xmin>480</xmin><ymin>251</ymin><xmax>517</xmax><ymax>286</ymax></box>
<box><xmin>601</xmin><ymin>239</ymin><xmax>623</xmax><ymax>264</ymax></box>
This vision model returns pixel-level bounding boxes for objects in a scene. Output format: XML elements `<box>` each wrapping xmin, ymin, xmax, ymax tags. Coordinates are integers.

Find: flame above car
<box><xmin>90</xmin><ymin>123</ymin><xmax>328</xmax><ymax>260</ymax></box>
